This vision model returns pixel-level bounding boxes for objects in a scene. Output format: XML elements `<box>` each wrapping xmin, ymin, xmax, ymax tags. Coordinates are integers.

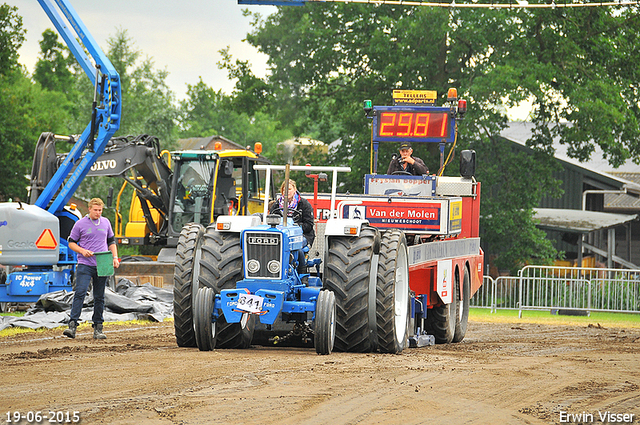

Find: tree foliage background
<box><xmin>1</xmin><ymin>2</ymin><xmax>638</xmax><ymax>271</ymax></box>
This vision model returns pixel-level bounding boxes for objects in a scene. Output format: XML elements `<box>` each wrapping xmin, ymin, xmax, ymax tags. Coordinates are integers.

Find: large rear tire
<box><xmin>199</xmin><ymin>226</ymin><xmax>254</xmax><ymax>349</ymax></box>
<box><xmin>324</xmin><ymin>227</ymin><xmax>379</xmax><ymax>352</ymax></box>
<box><xmin>425</xmin><ymin>268</ymin><xmax>459</xmax><ymax>344</ymax></box>
<box><xmin>173</xmin><ymin>223</ymin><xmax>205</xmax><ymax>347</ymax></box>
<box><xmin>314</xmin><ymin>290</ymin><xmax>336</xmax><ymax>355</ymax></box>
<box><xmin>194</xmin><ymin>286</ymin><xmax>216</xmax><ymax>351</ymax></box>
<box><xmin>376</xmin><ymin>230</ymin><xmax>410</xmax><ymax>354</ymax></box>
<box><xmin>453</xmin><ymin>266</ymin><xmax>470</xmax><ymax>343</ymax></box>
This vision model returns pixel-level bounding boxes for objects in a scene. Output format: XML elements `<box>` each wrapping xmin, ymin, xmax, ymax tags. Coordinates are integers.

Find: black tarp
<box><xmin>0</xmin><ymin>278</ymin><xmax>173</xmax><ymax>331</ymax></box>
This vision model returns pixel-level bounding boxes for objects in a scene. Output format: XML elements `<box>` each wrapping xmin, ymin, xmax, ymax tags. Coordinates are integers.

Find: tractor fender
<box><xmin>215</xmin><ymin>215</ymin><xmax>262</xmax><ymax>233</ymax></box>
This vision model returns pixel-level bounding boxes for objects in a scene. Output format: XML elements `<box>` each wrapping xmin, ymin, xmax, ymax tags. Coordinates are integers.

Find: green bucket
<box><xmin>95</xmin><ymin>251</ymin><xmax>114</xmax><ymax>276</ymax></box>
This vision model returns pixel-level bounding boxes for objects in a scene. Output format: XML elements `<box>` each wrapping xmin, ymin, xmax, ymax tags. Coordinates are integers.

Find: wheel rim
<box><xmin>329</xmin><ymin>295</ymin><xmax>336</xmax><ymax>349</ymax></box>
<box><xmin>394</xmin><ymin>241</ymin><xmax>409</xmax><ymax>344</ymax></box>
<box><xmin>458</xmin><ymin>279</ymin><xmax>465</xmax><ymax>323</ymax></box>
<box><xmin>210</xmin><ymin>304</ymin><xmax>217</xmax><ymax>342</ymax></box>
<box><xmin>191</xmin><ymin>235</ymin><xmax>204</xmax><ymax>304</ymax></box>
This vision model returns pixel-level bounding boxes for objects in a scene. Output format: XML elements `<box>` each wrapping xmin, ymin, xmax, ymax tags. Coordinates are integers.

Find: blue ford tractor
<box><xmin>175</xmin><ymin>166</ymin><xmax>351</xmax><ymax>355</ymax></box>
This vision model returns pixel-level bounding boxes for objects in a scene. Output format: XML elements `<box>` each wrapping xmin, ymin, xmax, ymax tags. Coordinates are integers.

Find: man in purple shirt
<box><xmin>63</xmin><ymin>198</ymin><xmax>119</xmax><ymax>339</ymax></box>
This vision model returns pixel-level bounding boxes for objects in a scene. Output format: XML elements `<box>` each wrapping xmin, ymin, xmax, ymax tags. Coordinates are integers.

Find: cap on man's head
<box><xmin>399</xmin><ymin>142</ymin><xmax>412</xmax><ymax>151</ymax></box>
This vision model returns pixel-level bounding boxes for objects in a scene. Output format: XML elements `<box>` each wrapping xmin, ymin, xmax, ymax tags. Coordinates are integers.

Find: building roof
<box><xmin>605</xmin><ymin>172</ymin><xmax>640</xmax><ymax>210</ymax></box>
<box><xmin>178</xmin><ymin>135</ymin><xmax>243</xmax><ymax>151</ymax></box>
<box><xmin>533</xmin><ymin>208</ymin><xmax>638</xmax><ymax>234</ymax></box>
<box><xmin>501</xmin><ymin>122</ymin><xmax>640</xmax><ymax>197</ymax></box>
<box><xmin>501</xmin><ymin>122</ymin><xmax>640</xmax><ymax>173</ymax></box>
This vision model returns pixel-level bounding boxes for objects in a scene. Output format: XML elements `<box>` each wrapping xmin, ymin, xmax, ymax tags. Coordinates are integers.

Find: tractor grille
<box><xmin>244</xmin><ymin>232</ymin><xmax>282</xmax><ymax>279</ymax></box>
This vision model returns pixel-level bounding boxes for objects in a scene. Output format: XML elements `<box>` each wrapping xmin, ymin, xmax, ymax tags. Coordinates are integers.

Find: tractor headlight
<box><xmin>267</xmin><ymin>260</ymin><xmax>281</xmax><ymax>274</ymax></box>
<box><xmin>266</xmin><ymin>214</ymin><xmax>281</xmax><ymax>227</ymax></box>
<box><xmin>247</xmin><ymin>259</ymin><xmax>260</xmax><ymax>274</ymax></box>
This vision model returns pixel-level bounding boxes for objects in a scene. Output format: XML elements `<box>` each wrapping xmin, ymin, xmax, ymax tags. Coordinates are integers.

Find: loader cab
<box><xmin>169</xmin><ymin>151</ymin><xmax>217</xmax><ymax>233</ymax></box>
<box><xmin>166</xmin><ymin>150</ymin><xmax>275</xmax><ymax>246</ymax></box>
<box><xmin>218</xmin><ymin>150</ymin><xmax>274</xmax><ymax>217</ymax></box>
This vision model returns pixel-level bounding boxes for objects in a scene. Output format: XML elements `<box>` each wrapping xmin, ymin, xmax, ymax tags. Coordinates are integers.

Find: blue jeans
<box><xmin>69</xmin><ymin>264</ymin><xmax>107</xmax><ymax>325</ymax></box>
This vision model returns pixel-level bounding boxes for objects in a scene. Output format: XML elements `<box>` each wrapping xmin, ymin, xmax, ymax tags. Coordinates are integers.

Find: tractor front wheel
<box><xmin>314</xmin><ymin>290</ymin><xmax>336</xmax><ymax>355</ymax></box>
<box><xmin>199</xmin><ymin>226</ymin><xmax>254</xmax><ymax>348</ymax></box>
<box><xmin>194</xmin><ymin>286</ymin><xmax>216</xmax><ymax>351</ymax></box>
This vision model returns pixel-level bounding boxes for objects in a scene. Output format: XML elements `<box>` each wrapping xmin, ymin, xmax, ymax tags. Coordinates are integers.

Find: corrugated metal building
<box><xmin>500</xmin><ymin>123</ymin><xmax>640</xmax><ymax>268</ymax></box>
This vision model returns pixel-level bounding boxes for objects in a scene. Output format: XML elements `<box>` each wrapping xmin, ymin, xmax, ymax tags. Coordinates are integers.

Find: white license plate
<box><xmin>236</xmin><ymin>293</ymin><xmax>264</xmax><ymax>314</ymax></box>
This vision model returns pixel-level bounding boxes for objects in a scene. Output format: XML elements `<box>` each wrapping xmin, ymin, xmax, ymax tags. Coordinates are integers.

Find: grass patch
<box><xmin>0</xmin><ymin>326</ymin><xmax>52</xmax><ymax>338</ymax></box>
<box><xmin>470</xmin><ymin>307</ymin><xmax>640</xmax><ymax>328</ymax></box>
<box><xmin>0</xmin><ymin>317</ymin><xmax>172</xmax><ymax>339</ymax></box>
<box><xmin>1</xmin><ymin>311</ymin><xmax>25</xmax><ymax>317</ymax></box>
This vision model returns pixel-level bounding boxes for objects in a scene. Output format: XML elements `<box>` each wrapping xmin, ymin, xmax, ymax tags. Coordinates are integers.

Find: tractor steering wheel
<box><xmin>271</xmin><ymin>207</ymin><xmax>303</xmax><ymax>222</ymax></box>
<box><xmin>392</xmin><ymin>170</ymin><xmax>413</xmax><ymax>176</ymax></box>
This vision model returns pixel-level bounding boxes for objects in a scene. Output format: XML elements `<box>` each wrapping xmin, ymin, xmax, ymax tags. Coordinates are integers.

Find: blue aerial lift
<box><xmin>0</xmin><ymin>0</ymin><xmax>121</xmax><ymax>308</ymax></box>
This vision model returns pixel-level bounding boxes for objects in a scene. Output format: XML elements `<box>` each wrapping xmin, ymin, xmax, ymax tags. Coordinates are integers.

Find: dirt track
<box><xmin>1</xmin><ymin>319</ymin><xmax>639</xmax><ymax>425</ymax></box>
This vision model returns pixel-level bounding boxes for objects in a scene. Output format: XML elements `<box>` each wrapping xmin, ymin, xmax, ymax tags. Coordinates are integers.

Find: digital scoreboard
<box><xmin>372</xmin><ymin>107</ymin><xmax>455</xmax><ymax>144</ymax></box>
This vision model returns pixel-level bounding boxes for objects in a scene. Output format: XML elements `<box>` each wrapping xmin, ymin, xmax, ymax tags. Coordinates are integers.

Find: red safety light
<box><xmin>458</xmin><ymin>99</ymin><xmax>467</xmax><ymax>115</ymax></box>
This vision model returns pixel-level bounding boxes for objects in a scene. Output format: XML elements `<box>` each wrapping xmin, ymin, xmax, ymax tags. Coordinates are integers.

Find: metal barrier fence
<box><xmin>470</xmin><ymin>276</ymin><xmax>521</xmax><ymax>313</ymax></box>
<box><xmin>470</xmin><ymin>266</ymin><xmax>640</xmax><ymax>315</ymax></box>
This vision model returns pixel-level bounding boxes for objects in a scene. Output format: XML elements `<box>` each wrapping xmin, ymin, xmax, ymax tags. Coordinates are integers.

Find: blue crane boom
<box><xmin>34</xmin><ymin>0</ymin><xmax>121</xmax><ymax>216</ymax></box>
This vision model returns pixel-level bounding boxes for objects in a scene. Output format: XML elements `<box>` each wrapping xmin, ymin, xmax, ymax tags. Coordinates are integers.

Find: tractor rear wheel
<box><xmin>199</xmin><ymin>226</ymin><xmax>254</xmax><ymax>349</ymax></box>
<box><xmin>314</xmin><ymin>290</ymin><xmax>336</xmax><ymax>355</ymax></box>
<box><xmin>376</xmin><ymin>230</ymin><xmax>410</xmax><ymax>354</ymax></box>
<box><xmin>194</xmin><ymin>286</ymin><xmax>216</xmax><ymax>351</ymax></box>
<box><xmin>324</xmin><ymin>226</ymin><xmax>379</xmax><ymax>352</ymax></box>
<box><xmin>453</xmin><ymin>266</ymin><xmax>471</xmax><ymax>343</ymax></box>
<box><xmin>173</xmin><ymin>223</ymin><xmax>204</xmax><ymax>347</ymax></box>
<box><xmin>425</xmin><ymin>269</ymin><xmax>459</xmax><ymax>344</ymax></box>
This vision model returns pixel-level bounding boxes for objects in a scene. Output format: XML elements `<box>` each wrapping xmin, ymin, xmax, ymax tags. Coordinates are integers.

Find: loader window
<box><xmin>171</xmin><ymin>159</ymin><xmax>214</xmax><ymax>231</ymax></box>
<box><xmin>244</xmin><ymin>161</ymin><xmax>269</xmax><ymax>200</ymax></box>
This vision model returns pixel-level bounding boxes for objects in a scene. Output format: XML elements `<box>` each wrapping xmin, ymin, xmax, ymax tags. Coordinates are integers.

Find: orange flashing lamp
<box><xmin>447</xmin><ymin>88</ymin><xmax>458</xmax><ymax>101</ymax></box>
<box><xmin>69</xmin><ymin>203</ymin><xmax>77</xmax><ymax>210</ymax></box>
<box><xmin>254</xmin><ymin>142</ymin><xmax>263</xmax><ymax>154</ymax></box>
<box><xmin>214</xmin><ymin>141</ymin><xmax>222</xmax><ymax>151</ymax></box>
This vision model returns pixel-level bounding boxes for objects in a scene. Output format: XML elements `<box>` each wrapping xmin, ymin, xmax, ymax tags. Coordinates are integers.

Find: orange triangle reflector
<box><xmin>36</xmin><ymin>228</ymin><xmax>57</xmax><ymax>249</ymax></box>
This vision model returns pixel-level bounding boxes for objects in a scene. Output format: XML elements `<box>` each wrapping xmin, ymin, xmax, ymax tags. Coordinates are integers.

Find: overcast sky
<box><xmin>10</xmin><ymin>0</ymin><xmax>277</xmax><ymax>100</ymax></box>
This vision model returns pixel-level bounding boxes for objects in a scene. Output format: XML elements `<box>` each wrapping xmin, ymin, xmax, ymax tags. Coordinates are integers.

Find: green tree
<box><xmin>0</xmin><ymin>5</ymin><xmax>70</xmax><ymax>200</ymax></box>
<box><xmin>0</xmin><ymin>4</ymin><xmax>24</xmax><ymax>76</ymax></box>
<box><xmin>218</xmin><ymin>47</ymin><xmax>273</xmax><ymax>117</ymax></box>
<box><xmin>105</xmin><ymin>29</ymin><xmax>178</xmax><ymax>143</ymax></box>
<box><xmin>477</xmin><ymin>136</ymin><xmax>562</xmax><ymax>274</ymax></box>
<box><xmin>33</xmin><ymin>28</ymin><xmax>75</xmax><ymax>92</ymax></box>
<box><xmin>178</xmin><ymin>78</ymin><xmax>292</xmax><ymax>158</ymax></box>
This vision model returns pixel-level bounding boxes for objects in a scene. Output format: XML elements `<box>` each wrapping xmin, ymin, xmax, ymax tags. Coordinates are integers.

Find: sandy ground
<box><xmin>1</xmin><ymin>319</ymin><xmax>639</xmax><ymax>425</ymax></box>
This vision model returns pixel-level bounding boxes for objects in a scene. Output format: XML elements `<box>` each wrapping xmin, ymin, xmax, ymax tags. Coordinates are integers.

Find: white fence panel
<box><xmin>470</xmin><ymin>266</ymin><xmax>640</xmax><ymax>315</ymax></box>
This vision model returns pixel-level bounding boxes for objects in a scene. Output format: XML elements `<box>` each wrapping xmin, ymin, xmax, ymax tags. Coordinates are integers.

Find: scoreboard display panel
<box><xmin>372</xmin><ymin>106</ymin><xmax>455</xmax><ymax>144</ymax></box>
